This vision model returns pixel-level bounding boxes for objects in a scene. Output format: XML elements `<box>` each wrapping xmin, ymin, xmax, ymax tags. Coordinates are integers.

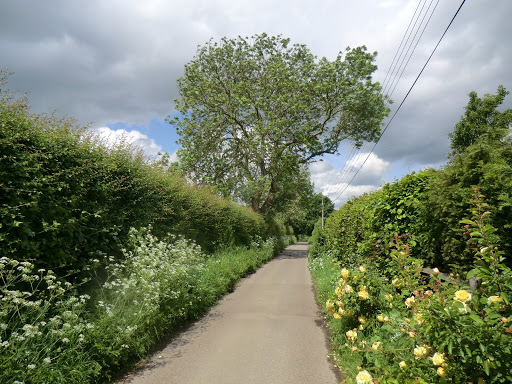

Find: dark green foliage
<box><xmin>419</xmin><ymin>85</ymin><xmax>512</xmax><ymax>269</ymax></box>
<box><xmin>315</xmin><ymin>86</ymin><xmax>512</xmax><ymax>272</ymax></box>
<box><xmin>449</xmin><ymin>85</ymin><xmax>512</xmax><ymax>155</ymax></box>
<box><xmin>291</xmin><ymin>192</ymin><xmax>334</xmax><ymax>236</ymax></box>
<box><xmin>420</xmin><ymin>131</ymin><xmax>512</xmax><ymax>269</ymax></box>
<box><xmin>0</xmin><ymin>79</ymin><xmax>267</xmax><ymax>272</ymax></box>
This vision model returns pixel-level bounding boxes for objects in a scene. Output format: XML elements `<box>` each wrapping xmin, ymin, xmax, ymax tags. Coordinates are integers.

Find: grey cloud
<box><xmin>1</xmin><ymin>0</ymin><xmax>511</xmax><ymax>196</ymax></box>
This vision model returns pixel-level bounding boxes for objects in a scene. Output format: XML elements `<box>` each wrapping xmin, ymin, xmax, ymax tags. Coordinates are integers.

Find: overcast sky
<box><xmin>2</xmin><ymin>0</ymin><xmax>511</xmax><ymax>206</ymax></box>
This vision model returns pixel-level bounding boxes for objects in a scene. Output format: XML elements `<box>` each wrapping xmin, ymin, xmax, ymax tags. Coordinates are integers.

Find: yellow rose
<box><xmin>487</xmin><ymin>296</ymin><xmax>503</xmax><ymax>305</ymax></box>
<box><xmin>414</xmin><ymin>346</ymin><xmax>427</xmax><ymax>359</ymax></box>
<box><xmin>326</xmin><ymin>300</ymin><xmax>335</xmax><ymax>315</ymax></box>
<box><xmin>359</xmin><ymin>265</ymin><xmax>366</xmax><ymax>273</ymax></box>
<box><xmin>346</xmin><ymin>330</ymin><xmax>357</xmax><ymax>341</ymax></box>
<box><xmin>432</xmin><ymin>352</ymin><xmax>445</xmax><ymax>366</ymax></box>
<box><xmin>356</xmin><ymin>370</ymin><xmax>373</xmax><ymax>384</ymax></box>
<box><xmin>432</xmin><ymin>267</ymin><xmax>440</xmax><ymax>276</ymax></box>
<box><xmin>437</xmin><ymin>367</ymin><xmax>446</xmax><ymax>377</ymax></box>
<box><xmin>454</xmin><ymin>290</ymin><xmax>472</xmax><ymax>303</ymax></box>
<box><xmin>358</xmin><ymin>316</ymin><xmax>366</xmax><ymax>324</ymax></box>
<box><xmin>358</xmin><ymin>290</ymin><xmax>369</xmax><ymax>300</ymax></box>
<box><xmin>341</xmin><ymin>268</ymin><xmax>350</xmax><ymax>280</ymax></box>
<box><xmin>335</xmin><ymin>286</ymin><xmax>343</xmax><ymax>298</ymax></box>
<box><xmin>405</xmin><ymin>296</ymin><xmax>415</xmax><ymax>308</ymax></box>
<box><xmin>377</xmin><ymin>314</ymin><xmax>385</xmax><ymax>322</ymax></box>
<box><xmin>399</xmin><ymin>361</ymin><xmax>406</xmax><ymax>369</ymax></box>
<box><xmin>371</xmin><ymin>341</ymin><xmax>381</xmax><ymax>351</ymax></box>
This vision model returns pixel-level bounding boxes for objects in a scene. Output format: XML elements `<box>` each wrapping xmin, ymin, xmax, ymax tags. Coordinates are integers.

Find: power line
<box><xmin>382</xmin><ymin>0</ymin><xmax>429</xmax><ymax>95</ymax></box>
<box><xmin>381</xmin><ymin>0</ymin><xmax>424</xmax><ymax>92</ymax></box>
<box><xmin>325</xmin><ymin>0</ymin><xmax>434</xmax><ymax>200</ymax></box>
<box><xmin>332</xmin><ymin>0</ymin><xmax>467</xmax><ymax>204</ymax></box>
<box><xmin>388</xmin><ymin>0</ymin><xmax>440</xmax><ymax>99</ymax></box>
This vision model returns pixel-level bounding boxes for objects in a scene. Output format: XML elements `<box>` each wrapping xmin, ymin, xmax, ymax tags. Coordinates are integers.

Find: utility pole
<box><xmin>321</xmin><ymin>194</ymin><xmax>324</xmax><ymax>229</ymax></box>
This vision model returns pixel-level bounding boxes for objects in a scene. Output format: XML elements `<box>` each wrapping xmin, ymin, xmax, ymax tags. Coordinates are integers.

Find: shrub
<box><xmin>0</xmin><ymin>257</ymin><xmax>100</xmax><ymax>383</ymax></box>
<box><xmin>314</xmin><ymin>190</ymin><xmax>512</xmax><ymax>383</ymax></box>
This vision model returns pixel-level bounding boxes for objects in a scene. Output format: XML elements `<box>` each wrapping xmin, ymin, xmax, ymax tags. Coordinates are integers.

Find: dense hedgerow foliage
<box><xmin>0</xmin><ymin>73</ymin><xmax>296</xmax><ymax>383</ymax></box>
<box><xmin>309</xmin><ymin>87</ymin><xmax>512</xmax><ymax>383</ymax></box>
<box><xmin>317</xmin><ymin>86</ymin><xmax>512</xmax><ymax>272</ymax></box>
<box><xmin>0</xmin><ymin>75</ymin><xmax>284</xmax><ymax>274</ymax></box>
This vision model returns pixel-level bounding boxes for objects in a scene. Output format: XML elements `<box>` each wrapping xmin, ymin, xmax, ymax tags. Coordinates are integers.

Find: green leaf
<box><xmin>467</xmin><ymin>269</ymin><xmax>478</xmax><ymax>279</ymax></box>
<box><xmin>469</xmin><ymin>314</ymin><xmax>484</xmax><ymax>324</ymax></box>
<box><xmin>483</xmin><ymin>360</ymin><xmax>491</xmax><ymax>375</ymax></box>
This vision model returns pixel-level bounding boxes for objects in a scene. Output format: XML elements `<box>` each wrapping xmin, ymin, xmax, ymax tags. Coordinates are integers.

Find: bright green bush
<box><xmin>322</xmin><ymin>191</ymin><xmax>380</xmax><ymax>266</ymax></box>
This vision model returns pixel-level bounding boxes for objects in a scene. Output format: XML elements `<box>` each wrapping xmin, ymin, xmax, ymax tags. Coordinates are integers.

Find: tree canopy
<box><xmin>170</xmin><ymin>34</ymin><xmax>389</xmax><ymax>213</ymax></box>
<box><xmin>449</xmin><ymin>85</ymin><xmax>512</xmax><ymax>156</ymax></box>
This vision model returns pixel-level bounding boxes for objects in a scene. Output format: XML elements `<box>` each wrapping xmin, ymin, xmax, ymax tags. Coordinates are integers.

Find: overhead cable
<box><xmin>332</xmin><ymin>0</ymin><xmax>467</xmax><ymax>204</ymax></box>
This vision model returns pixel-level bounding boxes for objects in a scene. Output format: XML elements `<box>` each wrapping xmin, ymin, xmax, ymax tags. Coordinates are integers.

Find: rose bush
<box><xmin>313</xmin><ymin>190</ymin><xmax>512</xmax><ymax>383</ymax></box>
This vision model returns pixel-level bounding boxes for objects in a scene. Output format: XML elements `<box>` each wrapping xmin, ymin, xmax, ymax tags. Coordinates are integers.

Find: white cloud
<box><xmin>90</xmin><ymin>127</ymin><xmax>162</xmax><ymax>158</ymax></box>
<box><xmin>309</xmin><ymin>152</ymin><xmax>390</xmax><ymax>207</ymax></box>
<box><xmin>168</xmin><ymin>151</ymin><xmax>178</xmax><ymax>163</ymax></box>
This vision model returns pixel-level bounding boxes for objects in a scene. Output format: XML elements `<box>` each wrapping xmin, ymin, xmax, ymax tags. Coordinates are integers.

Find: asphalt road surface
<box><xmin>119</xmin><ymin>242</ymin><xmax>340</xmax><ymax>384</ymax></box>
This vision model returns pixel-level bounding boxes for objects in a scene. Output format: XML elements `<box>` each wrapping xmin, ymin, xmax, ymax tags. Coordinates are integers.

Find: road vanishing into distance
<box><xmin>118</xmin><ymin>243</ymin><xmax>340</xmax><ymax>384</ymax></box>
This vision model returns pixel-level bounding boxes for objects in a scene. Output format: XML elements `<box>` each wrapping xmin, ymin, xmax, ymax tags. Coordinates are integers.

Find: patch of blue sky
<box><xmin>107</xmin><ymin>116</ymin><xmax>180</xmax><ymax>156</ymax></box>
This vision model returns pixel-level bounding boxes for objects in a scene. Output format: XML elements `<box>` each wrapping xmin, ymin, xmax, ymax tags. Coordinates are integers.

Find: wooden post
<box><xmin>321</xmin><ymin>194</ymin><xmax>324</xmax><ymax>229</ymax></box>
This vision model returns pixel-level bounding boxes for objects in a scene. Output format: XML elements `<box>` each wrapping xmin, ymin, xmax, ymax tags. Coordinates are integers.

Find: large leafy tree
<box><xmin>170</xmin><ymin>34</ymin><xmax>389</xmax><ymax>213</ymax></box>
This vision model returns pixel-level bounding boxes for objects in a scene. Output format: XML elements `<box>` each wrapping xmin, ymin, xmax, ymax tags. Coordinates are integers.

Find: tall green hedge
<box><xmin>0</xmin><ymin>84</ymin><xmax>271</xmax><ymax>272</ymax></box>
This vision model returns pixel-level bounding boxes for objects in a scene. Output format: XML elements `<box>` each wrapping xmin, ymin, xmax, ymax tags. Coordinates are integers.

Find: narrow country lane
<box><xmin>118</xmin><ymin>242</ymin><xmax>340</xmax><ymax>384</ymax></box>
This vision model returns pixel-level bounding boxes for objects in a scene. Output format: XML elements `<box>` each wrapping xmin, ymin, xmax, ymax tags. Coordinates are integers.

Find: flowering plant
<box><xmin>319</xmin><ymin>190</ymin><xmax>512</xmax><ymax>383</ymax></box>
